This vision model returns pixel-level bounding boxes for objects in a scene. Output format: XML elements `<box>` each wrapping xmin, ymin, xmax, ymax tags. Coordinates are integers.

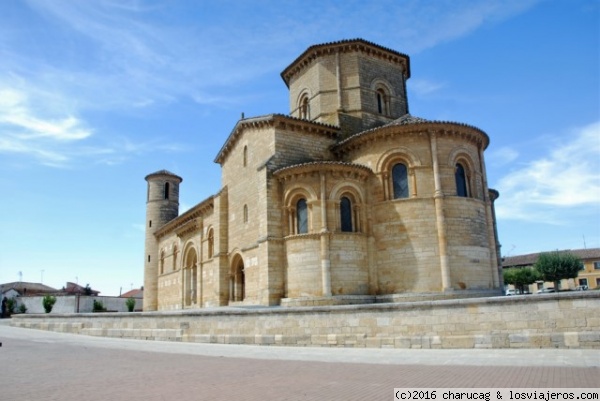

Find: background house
<box><xmin>502</xmin><ymin>248</ymin><xmax>600</xmax><ymax>292</ymax></box>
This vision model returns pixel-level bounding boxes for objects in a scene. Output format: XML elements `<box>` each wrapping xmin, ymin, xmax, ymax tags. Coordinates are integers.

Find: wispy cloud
<box><xmin>0</xmin><ymin>0</ymin><xmax>542</xmax><ymax>167</ymax></box>
<box><xmin>0</xmin><ymin>88</ymin><xmax>91</xmax><ymax>141</ymax></box>
<box><xmin>494</xmin><ymin>121</ymin><xmax>600</xmax><ymax>223</ymax></box>
<box><xmin>487</xmin><ymin>146</ymin><xmax>519</xmax><ymax>167</ymax></box>
<box><xmin>0</xmin><ymin>86</ymin><xmax>186</xmax><ymax>167</ymax></box>
<box><xmin>13</xmin><ymin>0</ymin><xmax>542</xmax><ymax>111</ymax></box>
<box><xmin>409</xmin><ymin>79</ymin><xmax>446</xmax><ymax>97</ymax></box>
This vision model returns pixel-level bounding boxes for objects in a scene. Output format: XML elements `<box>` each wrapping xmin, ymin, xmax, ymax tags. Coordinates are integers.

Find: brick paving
<box><xmin>0</xmin><ymin>322</ymin><xmax>598</xmax><ymax>401</ymax></box>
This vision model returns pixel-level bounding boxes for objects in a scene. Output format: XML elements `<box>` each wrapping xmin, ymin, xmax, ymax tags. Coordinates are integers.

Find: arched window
<box><xmin>376</xmin><ymin>88</ymin><xmax>390</xmax><ymax>115</ymax></box>
<box><xmin>160</xmin><ymin>251</ymin><xmax>165</xmax><ymax>275</ymax></box>
<box><xmin>164</xmin><ymin>182</ymin><xmax>170</xmax><ymax>199</ymax></box>
<box><xmin>243</xmin><ymin>145</ymin><xmax>248</xmax><ymax>167</ymax></box>
<box><xmin>243</xmin><ymin>204</ymin><xmax>248</xmax><ymax>223</ymax></box>
<box><xmin>392</xmin><ymin>163</ymin><xmax>409</xmax><ymax>199</ymax></box>
<box><xmin>299</xmin><ymin>94</ymin><xmax>309</xmax><ymax>120</ymax></box>
<box><xmin>207</xmin><ymin>228</ymin><xmax>214</xmax><ymax>258</ymax></box>
<box><xmin>172</xmin><ymin>244</ymin><xmax>178</xmax><ymax>271</ymax></box>
<box><xmin>340</xmin><ymin>197</ymin><xmax>353</xmax><ymax>232</ymax></box>
<box><xmin>455</xmin><ymin>163</ymin><xmax>469</xmax><ymax>197</ymax></box>
<box><xmin>296</xmin><ymin>198</ymin><xmax>308</xmax><ymax>234</ymax></box>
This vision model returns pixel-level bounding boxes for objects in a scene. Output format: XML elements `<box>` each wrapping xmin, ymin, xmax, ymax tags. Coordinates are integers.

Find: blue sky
<box><xmin>1</xmin><ymin>0</ymin><xmax>598</xmax><ymax>296</ymax></box>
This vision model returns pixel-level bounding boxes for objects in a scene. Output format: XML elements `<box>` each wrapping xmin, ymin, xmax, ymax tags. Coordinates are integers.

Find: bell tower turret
<box><xmin>143</xmin><ymin>169</ymin><xmax>182</xmax><ymax>311</ymax></box>
<box><xmin>281</xmin><ymin>39</ymin><xmax>411</xmax><ymax>138</ymax></box>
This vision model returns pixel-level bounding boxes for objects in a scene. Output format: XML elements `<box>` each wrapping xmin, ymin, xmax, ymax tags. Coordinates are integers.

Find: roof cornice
<box><xmin>332</xmin><ymin>119</ymin><xmax>490</xmax><ymax>156</ymax></box>
<box><xmin>214</xmin><ymin>114</ymin><xmax>339</xmax><ymax>165</ymax></box>
<box><xmin>281</xmin><ymin>38</ymin><xmax>411</xmax><ymax>87</ymax></box>
<box><xmin>154</xmin><ymin>196</ymin><xmax>214</xmax><ymax>239</ymax></box>
<box><xmin>273</xmin><ymin>161</ymin><xmax>373</xmax><ymax>181</ymax></box>
<box><xmin>145</xmin><ymin>169</ymin><xmax>182</xmax><ymax>182</ymax></box>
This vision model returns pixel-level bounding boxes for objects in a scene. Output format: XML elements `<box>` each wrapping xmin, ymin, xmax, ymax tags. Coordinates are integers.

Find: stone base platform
<box><xmin>11</xmin><ymin>291</ymin><xmax>600</xmax><ymax>349</ymax></box>
<box><xmin>281</xmin><ymin>289</ymin><xmax>502</xmax><ymax>307</ymax></box>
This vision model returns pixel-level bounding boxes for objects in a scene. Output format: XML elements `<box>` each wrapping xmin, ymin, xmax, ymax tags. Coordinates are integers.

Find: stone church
<box><xmin>143</xmin><ymin>39</ymin><xmax>502</xmax><ymax>311</ymax></box>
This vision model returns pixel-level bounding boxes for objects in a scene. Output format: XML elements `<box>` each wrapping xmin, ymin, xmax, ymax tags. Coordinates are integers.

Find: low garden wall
<box><xmin>11</xmin><ymin>292</ymin><xmax>600</xmax><ymax>349</ymax></box>
<box><xmin>13</xmin><ymin>295</ymin><xmax>142</xmax><ymax>314</ymax></box>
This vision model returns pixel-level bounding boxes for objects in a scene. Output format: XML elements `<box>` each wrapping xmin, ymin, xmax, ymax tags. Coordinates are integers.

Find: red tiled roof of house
<box><xmin>0</xmin><ymin>281</ymin><xmax>57</xmax><ymax>295</ymax></box>
<box><xmin>120</xmin><ymin>288</ymin><xmax>143</xmax><ymax>298</ymax></box>
<box><xmin>502</xmin><ymin>248</ymin><xmax>600</xmax><ymax>268</ymax></box>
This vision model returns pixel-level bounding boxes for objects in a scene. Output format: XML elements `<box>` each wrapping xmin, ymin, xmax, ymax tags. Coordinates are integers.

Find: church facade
<box><xmin>143</xmin><ymin>39</ymin><xmax>502</xmax><ymax>311</ymax></box>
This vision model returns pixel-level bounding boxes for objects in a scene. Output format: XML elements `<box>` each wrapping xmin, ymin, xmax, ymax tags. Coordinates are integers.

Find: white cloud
<box><xmin>0</xmin><ymin>88</ymin><xmax>91</xmax><ymax>141</ymax></box>
<box><xmin>12</xmin><ymin>0</ymin><xmax>543</xmax><ymax>112</ymax></box>
<box><xmin>0</xmin><ymin>0</ymin><xmax>543</xmax><ymax>166</ymax></box>
<box><xmin>409</xmin><ymin>79</ymin><xmax>445</xmax><ymax>97</ymax></box>
<box><xmin>495</xmin><ymin>121</ymin><xmax>600</xmax><ymax>222</ymax></box>
<box><xmin>487</xmin><ymin>146</ymin><xmax>519</xmax><ymax>167</ymax></box>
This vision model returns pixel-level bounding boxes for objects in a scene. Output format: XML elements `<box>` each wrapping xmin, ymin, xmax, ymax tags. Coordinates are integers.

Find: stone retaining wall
<box><xmin>11</xmin><ymin>292</ymin><xmax>600</xmax><ymax>349</ymax></box>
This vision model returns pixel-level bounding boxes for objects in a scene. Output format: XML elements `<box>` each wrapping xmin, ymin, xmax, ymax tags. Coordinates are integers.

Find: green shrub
<box><xmin>93</xmin><ymin>299</ymin><xmax>106</xmax><ymax>312</ymax></box>
<box><xmin>18</xmin><ymin>303</ymin><xmax>27</xmax><ymax>314</ymax></box>
<box><xmin>42</xmin><ymin>295</ymin><xmax>57</xmax><ymax>313</ymax></box>
<box><xmin>6</xmin><ymin>297</ymin><xmax>17</xmax><ymax>315</ymax></box>
<box><xmin>125</xmin><ymin>297</ymin><xmax>136</xmax><ymax>312</ymax></box>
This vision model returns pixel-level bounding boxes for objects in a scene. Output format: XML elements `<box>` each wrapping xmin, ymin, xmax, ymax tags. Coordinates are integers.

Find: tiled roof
<box><xmin>144</xmin><ymin>169</ymin><xmax>183</xmax><ymax>182</ymax></box>
<box><xmin>333</xmin><ymin>113</ymin><xmax>489</xmax><ymax>151</ymax></box>
<box><xmin>120</xmin><ymin>288</ymin><xmax>143</xmax><ymax>298</ymax></box>
<box><xmin>0</xmin><ymin>282</ymin><xmax>57</xmax><ymax>294</ymax></box>
<box><xmin>214</xmin><ymin>113</ymin><xmax>339</xmax><ymax>164</ymax></box>
<box><xmin>273</xmin><ymin>161</ymin><xmax>372</xmax><ymax>175</ymax></box>
<box><xmin>383</xmin><ymin>114</ymin><xmax>430</xmax><ymax>126</ymax></box>
<box><xmin>281</xmin><ymin>38</ymin><xmax>411</xmax><ymax>86</ymax></box>
<box><xmin>502</xmin><ymin>248</ymin><xmax>600</xmax><ymax>268</ymax></box>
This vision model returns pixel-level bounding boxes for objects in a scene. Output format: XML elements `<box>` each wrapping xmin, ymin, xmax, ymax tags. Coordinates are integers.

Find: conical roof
<box><xmin>144</xmin><ymin>169</ymin><xmax>183</xmax><ymax>182</ymax></box>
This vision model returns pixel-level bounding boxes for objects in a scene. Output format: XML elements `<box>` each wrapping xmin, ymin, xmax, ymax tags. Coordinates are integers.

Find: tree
<box><xmin>534</xmin><ymin>251</ymin><xmax>583</xmax><ymax>291</ymax></box>
<box><xmin>503</xmin><ymin>267</ymin><xmax>540</xmax><ymax>294</ymax></box>
<box><xmin>42</xmin><ymin>295</ymin><xmax>57</xmax><ymax>313</ymax></box>
<box><xmin>84</xmin><ymin>284</ymin><xmax>93</xmax><ymax>296</ymax></box>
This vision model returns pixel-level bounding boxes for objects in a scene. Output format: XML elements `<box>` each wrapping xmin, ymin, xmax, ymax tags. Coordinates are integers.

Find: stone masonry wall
<box><xmin>11</xmin><ymin>292</ymin><xmax>600</xmax><ymax>349</ymax></box>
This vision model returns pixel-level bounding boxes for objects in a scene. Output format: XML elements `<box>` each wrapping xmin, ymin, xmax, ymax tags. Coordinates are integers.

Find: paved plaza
<box><xmin>0</xmin><ymin>320</ymin><xmax>598</xmax><ymax>400</ymax></box>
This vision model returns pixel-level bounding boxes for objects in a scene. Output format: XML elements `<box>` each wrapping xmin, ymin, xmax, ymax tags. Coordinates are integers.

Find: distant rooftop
<box><xmin>502</xmin><ymin>248</ymin><xmax>600</xmax><ymax>268</ymax></box>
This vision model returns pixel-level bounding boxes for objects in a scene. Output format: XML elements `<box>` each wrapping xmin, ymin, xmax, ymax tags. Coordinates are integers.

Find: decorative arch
<box><xmin>159</xmin><ymin>250</ymin><xmax>165</xmax><ymax>275</ymax></box>
<box><xmin>283</xmin><ymin>185</ymin><xmax>318</xmax><ymax>236</ymax></box>
<box><xmin>296</xmin><ymin>90</ymin><xmax>311</xmax><ymax>120</ymax></box>
<box><xmin>371</xmin><ymin>79</ymin><xmax>394</xmax><ymax>116</ymax></box>
<box><xmin>377</xmin><ymin>148</ymin><xmax>420</xmax><ymax>200</ymax></box>
<box><xmin>206</xmin><ymin>227</ymin><xmax>214</xmax><ymax>259</ymax></box>
<box><xmin>329</xmin><ymin>182</ymin><xmax>364</xmax><ymax>233</ymax></box>
<box><xmin>448</xmin><ymin>147</ymin><xmax>478</xmax><ymax>198</ymax></box>
<box><xmin>283</xmin><ymin>184</ymin><xmax>318</xmax><ymax>206</ymax></box>
<box><xmin>172</xmin><ymin>243</ymin><xmax>179</xmax><ymax>271</ymax></box>
<box><xmin>377</xmin><ymin>147</ymin><xmax>421</xmax><ymax>171</ymax></box>
<box><xmin>447</xmin><ymin>146</ymin><xmax>478</xmax><ymax>170</ymax></box>
<box><xmin>182</xmin><ymin>244</ymin><xmax>198</xmax><ymax>306</ymax></box>
<box><xmin>229</xmin><ymin>253</ymin><xmax>245</xmax><ymax>302</ymax></box>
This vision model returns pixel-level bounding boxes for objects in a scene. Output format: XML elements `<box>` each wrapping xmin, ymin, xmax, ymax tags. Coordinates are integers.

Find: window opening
<box><xmin>340</xmin><ymin>197</ymin><xmax>353</xmax><ymax>232</ymax></box>
<box><xmin>243</xmin><ymin>204</ymin><xmax>248</xmax><ymax>223</ymax></box>
<box><xmin>376</xmin><ymin>88</ymin><xmax>389</xmax><ymax>115</ymax></box>
<box><xmin>207</xmin><ymin>229</ymin><xmax>214</xmax><ymax>258</ymax></box>
<box><xmin>392</xmin><ymin>163</ymin><xmax>409</xmax><ymax>199</ymax></box>
<box><xmin>299</xmin><ymin>95</ymin><xmax>309</xmax><ymax>120</ymax></box>
<box><xmin>455</xmin><ymin>163</ymin><xmax>468</xmax><ymax>197</ymax></box>
<box><xmin>296</xmin><ymin>199</ymin><xmax>308</xmax><ymax>234</ymax></box>
<box><xmin>243</xmin><ymin>146</ymin><xmax>248</xmax><ymax>167</ymax></box>
<box><xmin>164</xmin><ymin>182</ymin><xmax>170</xmax><ymax>199</ymax></box>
